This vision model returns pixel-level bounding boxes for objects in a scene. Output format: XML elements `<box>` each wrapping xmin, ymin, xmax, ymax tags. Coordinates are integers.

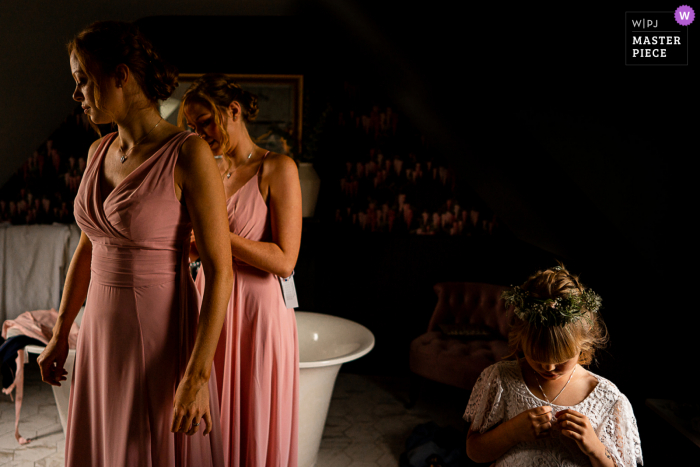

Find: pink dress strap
<box><xmin>257</xmin><ymin>151</ymin><xmax>271</xmax><ymax>173</ymax></box>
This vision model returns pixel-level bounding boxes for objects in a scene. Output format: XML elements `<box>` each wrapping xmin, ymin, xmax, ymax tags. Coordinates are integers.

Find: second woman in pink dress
<box><xmin>181</xmin><ymin>74</ymin><xmax>302</xmax><ymax>467</ymax></box>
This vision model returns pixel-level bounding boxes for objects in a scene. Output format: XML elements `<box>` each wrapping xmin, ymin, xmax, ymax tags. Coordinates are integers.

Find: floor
<box><xmin>0</xmin><ymin>360</ymin><xmax>469</xmax><ymax>467</ymax></box>
<box><xmin>0</xmin><ymin>362</ymin><xmax>64</xmax><ymax>467</ymax></box>
<box><xmin>316</xmin><ymin>373</ymin><xmax>467</xmax><ymax>467</ymax></box>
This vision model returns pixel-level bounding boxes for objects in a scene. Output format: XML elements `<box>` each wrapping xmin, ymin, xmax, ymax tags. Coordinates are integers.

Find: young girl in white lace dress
<box><xmin>464</xmin><ymin>265</ymin><xmax>643</xmax><ymax>467</ymax></box>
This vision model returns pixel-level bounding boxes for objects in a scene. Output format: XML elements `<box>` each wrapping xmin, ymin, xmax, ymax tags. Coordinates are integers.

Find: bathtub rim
<box><xmin>295</xmin><ymin>311</ymin><xmax>375</xmax><ymax>369</ymax></box>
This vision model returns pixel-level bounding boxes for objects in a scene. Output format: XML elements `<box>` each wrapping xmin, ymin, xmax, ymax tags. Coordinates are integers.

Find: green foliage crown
<box><xmin>501</xmin><ymin>286</ymin><xmax>602</xmax><ymax>327</ymax></box>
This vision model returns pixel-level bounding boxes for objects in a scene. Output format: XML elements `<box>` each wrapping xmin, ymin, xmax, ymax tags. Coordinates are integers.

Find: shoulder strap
<box><xmin>161</xmin><ymin>131</ymin><xmax>196</xmax><ymax>169</ymax></box>
<box><xmin>256</xmin><ymin>150</ymin><xmax>271</xmax><ymax>175</ymax></box>
<box><xmin>82</xmin><ymin>132</ymin><xmax>117</xmax><ymax>182</ymax></box>
<box><xmin>89</xmin><ymin>132</ymin><xmax>117</xmax><ymax>167</ymax></box>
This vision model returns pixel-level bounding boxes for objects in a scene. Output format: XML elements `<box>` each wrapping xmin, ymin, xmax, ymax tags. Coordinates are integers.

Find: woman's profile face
<box><xmin>184</xmin><ymin>101</ymin><xmax>227</xmax><ymax>156</ymax></box>
<box><xmin>70</xmin><ymin>51</ymin><xmax>112</xmax><ymax>125</ymax></box>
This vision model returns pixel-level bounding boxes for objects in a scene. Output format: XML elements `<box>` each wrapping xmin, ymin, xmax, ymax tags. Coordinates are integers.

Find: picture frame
<box><xmin>161</xmin><ymin>74</ymin><xmax>304</xmax><ymax>157</ymax></box>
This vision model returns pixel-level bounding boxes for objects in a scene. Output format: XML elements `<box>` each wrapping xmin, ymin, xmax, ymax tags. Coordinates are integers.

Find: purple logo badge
<box><xmin>675</xmin><ymin>5</ymin><xmax>695</xmax><ymax>26</ymax></box>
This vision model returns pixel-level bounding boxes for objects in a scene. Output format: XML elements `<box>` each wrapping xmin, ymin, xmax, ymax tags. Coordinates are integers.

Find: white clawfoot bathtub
<box><xmin>296</xmin><ymin>311</ymin><xmax>375</xmax><ymax>467</ymax></box>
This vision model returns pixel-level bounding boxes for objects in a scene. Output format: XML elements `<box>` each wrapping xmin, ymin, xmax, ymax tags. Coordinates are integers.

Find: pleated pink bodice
<box><xmin>76</xmin><ymin>133</ymin><xmax>193</xmax><ymax>286</ymax></box>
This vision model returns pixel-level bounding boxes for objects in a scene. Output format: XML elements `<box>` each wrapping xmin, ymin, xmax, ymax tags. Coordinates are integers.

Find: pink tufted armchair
<box><xmin>409</xmin><ymin>282</ymin><xmax>512</xmax><ymax>396</ymax></box>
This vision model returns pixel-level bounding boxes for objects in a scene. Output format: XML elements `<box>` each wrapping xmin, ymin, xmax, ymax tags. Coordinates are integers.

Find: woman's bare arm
<box><xmin>171</xmin><ymin>135</ymin><xmax>233</xmax><ymax>435</ymax></box>
<box><xmin>228</xmin><ymin>154</ymin><xmax>302</xmax><ymax>278</ymax></box>
<box><xmin>53</xmin><ymin>232</ymin><xmax>92</xmax><ymax>339</ymax></box>
<box><xmin>38</xmin><ymin>138</ymin><xmax>101</xmax><ymax>386</ymax></box>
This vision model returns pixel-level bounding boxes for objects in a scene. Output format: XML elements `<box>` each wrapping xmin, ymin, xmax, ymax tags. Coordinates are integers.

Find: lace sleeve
<box><xmin>463</xmin><ymin>363</ymin><xmax>506</xmax><ymax>433</ymax></box>
<box><xmin>598</xmin><ymin>393</ymin><xmax>643</xmax><ymax>466</ymax></box>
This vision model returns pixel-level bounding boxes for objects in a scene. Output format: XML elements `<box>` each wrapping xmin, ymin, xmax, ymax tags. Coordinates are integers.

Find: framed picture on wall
<box><xmin>160</xmin><ymin>74</ymin><xmax>304</xmax><ymax>157</ymax></box>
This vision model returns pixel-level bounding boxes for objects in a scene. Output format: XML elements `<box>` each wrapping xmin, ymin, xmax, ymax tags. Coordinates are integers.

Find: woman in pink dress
<box><xmin>36</xmin><ymin>21</ymin><xmax>232</xmax><ymax>466</ymax></box>
<box><xmin>180</xmin><ymin>74</ymin><xmax>302</xmax><ymax>467</ymax></box>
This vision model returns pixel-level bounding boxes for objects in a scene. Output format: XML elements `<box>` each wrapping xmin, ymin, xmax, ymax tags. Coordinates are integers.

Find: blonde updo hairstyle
<box><xmin>178</xmin><ymin>74</ymin><xmax>259</xmax><ymax>156</ymax></box>
<box><xmin>504</xmin><ymin>263</ymin><xmax>608</xmax><ymax>366</ymax></box>
<box><xmin>68</xmin><ymin>21</ymin><xmax>178</xmax><ymax>112</ymax></box>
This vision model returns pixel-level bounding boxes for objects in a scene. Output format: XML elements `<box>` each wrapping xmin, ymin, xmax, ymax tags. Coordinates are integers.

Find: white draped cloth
<box><xmin>0</xmin><ymin>223</ymin><xmax>81</xmax><ymax>322</ymax></box>
<box><xmin>464</xmin><ymin>360</ymin><xmax>643</xmax><ymax>466</ymax></box>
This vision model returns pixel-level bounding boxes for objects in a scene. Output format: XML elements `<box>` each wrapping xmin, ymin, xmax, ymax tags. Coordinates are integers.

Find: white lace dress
<box><xmin>464</xmin><ymin>360</ymin><xmax>643</xmax><ymax>466</ymax></box>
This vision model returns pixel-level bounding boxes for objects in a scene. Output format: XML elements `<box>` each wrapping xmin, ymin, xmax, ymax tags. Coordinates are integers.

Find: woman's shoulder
<box><xmin>177</xmin><ymin>131</ymin><xmax>211</xmax><ymax>161</ymax></box>
<box><xmin>260</xmin><ymin>151</ymin><xmax>299</xmax><ymax>188</ymax></box>
<box><xmin>262</xmin><ymin>151</ymin><xmax>298</xmax><ymax>173</ymax></box>
<box><xmin>86</xmin><ymin>133</ymin><xmax>116</xmax><ymax>163</ymax></box>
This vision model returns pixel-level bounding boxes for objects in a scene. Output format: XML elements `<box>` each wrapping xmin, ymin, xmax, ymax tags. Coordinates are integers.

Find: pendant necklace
<box><xmin>118</xmin><ymin>117</ymin><xmax>163</xmax><ymax>164</ymax></box>
<box><xmin>221</xmin><ymin>152</ymin><xmax>253</xmax><ymax>180</ymax></box>
<box><xmin>535</xmin><ymin>365</ymin><xmax>577</xmax><ymax>421</ymax></box>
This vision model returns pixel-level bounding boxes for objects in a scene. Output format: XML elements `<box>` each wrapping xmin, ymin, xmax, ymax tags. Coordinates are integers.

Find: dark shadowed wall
<box><xmin>0</xmin><ymin>0</ymin><xmax>297</xmax><ymax>188</ymax></box>
<box><xmin>138</xmin><ymin>8</ymin><xmax>698</xmax><ymax>462</ymax></box>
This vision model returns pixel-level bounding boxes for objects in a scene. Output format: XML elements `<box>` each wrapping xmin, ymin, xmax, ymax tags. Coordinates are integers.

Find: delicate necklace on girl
<box><xmin>535</xmin><ymin>365</ymin><xmax>577</xmax><ymax>405</ymax></box>
<box><xmin>117</xmin><ymin>117</ymin><xmax>163</xmax><ymax>164</ymax></box>
<box><xmin>219</xmin><ymin>152</ymin><xmax>253</xmax><ymax>179</ymax></box>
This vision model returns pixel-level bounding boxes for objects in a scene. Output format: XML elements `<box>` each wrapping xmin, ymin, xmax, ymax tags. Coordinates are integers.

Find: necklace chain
<box><xmin>535</xmin><ymin>364</ymin><xmax>577</xmax><ymax>406</ymax></box>
<box><xmin>118</xmin><ymin>117</ymin><xmax>163</xmax><ymax>164</ymax></box>
<box><xmin>221</xmin><ymin>152</ymin><xmax>253</xmax><ymax>180</ymax></box>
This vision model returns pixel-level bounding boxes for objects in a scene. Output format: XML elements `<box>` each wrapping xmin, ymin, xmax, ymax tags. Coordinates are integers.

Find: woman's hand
<box><xmin>554</xmin><ymin>409</ymin><xmax>607</xmax><ymax>457</ymax></box>
<box><xmin>226</xmin><ymin>153</ymin><xmax>301</xmax><ymax>278</ymax></box>
<box><xmin>509</xmin><ymin>405</ymin><xmax>554</xmax><ymax>442</ymax></box>
<box><xmin>36</xmin><ymin>336</ymin><xmax>69</xmax><ymax>387</ymax></box>
<box><xmin>189</xmin><ymin>230</ymin><xmax>200</xmax><ymax>262</ymax></box>
<box><xmin>171</xmin><ymin>376</ymin><xmax>213</xmax><ymax>436</ymax></box>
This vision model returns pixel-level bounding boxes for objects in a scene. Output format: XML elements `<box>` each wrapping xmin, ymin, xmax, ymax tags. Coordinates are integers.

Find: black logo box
<box><xmin>625</xmin><ymin>11</ymin><xmax>689</xmax><ymax>65</ymax></box>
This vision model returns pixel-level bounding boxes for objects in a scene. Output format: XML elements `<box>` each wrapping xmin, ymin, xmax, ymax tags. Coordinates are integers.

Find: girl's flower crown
<box><xmin>501</xmin><ymin>284</ymin><xmax>602</xmax><ymax>327</ymax></box>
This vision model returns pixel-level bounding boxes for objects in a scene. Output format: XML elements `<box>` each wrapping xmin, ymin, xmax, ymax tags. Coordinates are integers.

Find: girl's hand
<box><xmin>510</xmin><ymin>405</ymin><xmax>554</xmax><ymax>442</ymax></box>
<box><xmin>171</xmin><ymin>377</ymin><xmax>213</xmax><ymax>436</ymax></box>
<box><xmin>36</xmin><ymin>337</ymin><xmax>69</xmax><ymax>387</ymax></box>
<box><xmin>555</xmin><ymin>409</ymin><xmax>605</xmax><ymax>457</ymax></box>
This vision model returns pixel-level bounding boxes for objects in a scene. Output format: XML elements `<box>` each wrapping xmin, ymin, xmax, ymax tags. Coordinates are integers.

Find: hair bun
<box><xmin>242</xmin><ymin>90</ymin><xmax>259</xmax><ymax>122</ymax></box>
<box><xmin>68</xmin><ymin>21</ymin><xmax>179</xmax><ymax>105</ymax></box>
<box><xmin>223</xmin><ymin>81</ymin><xmax>258</xmax><ymax>122</ymax></box>
<box><xmin>142</xmin><ymin>45</ymin><xmax>178</xmax><ymax>101</ymax></box>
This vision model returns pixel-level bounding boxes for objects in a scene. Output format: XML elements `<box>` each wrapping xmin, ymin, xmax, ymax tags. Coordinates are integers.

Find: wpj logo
<box><xmin>631</xmin><ymin>18</ymin><xmax>659</xmax><ymax>28</ymax></box>
<box><xmin>625</xmin><ymin>7</ymin><xmax>692</xmax><ymax>65</ymax></box>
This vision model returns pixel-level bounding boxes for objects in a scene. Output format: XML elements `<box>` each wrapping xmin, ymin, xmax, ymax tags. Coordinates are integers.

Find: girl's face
<box><xmin>184</xmin><ymin>101</ymin><xmax>228</xmax><ymax>155</ymax></box>
<box><xmin>70</xmin><ymin>51</ymin><xmax>113</xmax><ymax>125</ymax></box>
<box><xmin>523</xmin><ymin>351</ymin><xmax>580</xmax><ymax>382</ymax></box>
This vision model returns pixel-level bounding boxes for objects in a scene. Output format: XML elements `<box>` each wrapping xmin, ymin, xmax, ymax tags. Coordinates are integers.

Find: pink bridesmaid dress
<box><xmin>195</xmin><ymin>151</ymin><xmax>299</xmax><ymax>467</ymax></box>
<box><xmin>68</xmin><ymin>132</ymin><xmax>224</xmax><ymax>467</ymax></box>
